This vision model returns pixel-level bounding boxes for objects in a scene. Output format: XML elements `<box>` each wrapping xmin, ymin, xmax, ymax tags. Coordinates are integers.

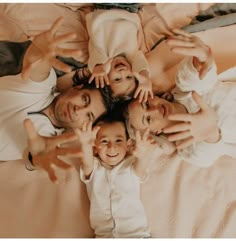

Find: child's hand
<box><xmin>88</xmin><ymin>59</ymin><xmax>112</xmax><ymax>88</ymax></box>
<box><xmin>133</xmin><ymin>129</ymin><xmax>164</xmax><ymax>161</ymax></box>
<box><xmin>22</xmin><ymin>17</ymin><xmax>82</xmax><ymax>80</ymax></box>
<box><xmin>75</xmin><ymin>121</ymin><xmax>100</xmax><ymax>147</ymax></box>
<box><xmin>24</xmin><ymin>118</ymin><xmax>81</xmax><ymax>183</ymax></box>
<box><xmin>163</xmin><ymin>91</ymin><xmax>220</xmax><ymax>149</ymax></box>
<box><xmin>166</xmin><ymin>29</ymin><xmax>213</xmax><ymax>79</ymax></box>
<box><xmin>133</xmin><ymin>72</ymin><xmax>153</xmax><ymax>103</ymax></box>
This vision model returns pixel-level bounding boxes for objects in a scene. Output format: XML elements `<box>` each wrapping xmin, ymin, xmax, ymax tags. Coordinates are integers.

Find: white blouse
<box><xmin>172</xmin><ymin>57</ymin><xmax>236</xmax><ymax>167</ymax></box>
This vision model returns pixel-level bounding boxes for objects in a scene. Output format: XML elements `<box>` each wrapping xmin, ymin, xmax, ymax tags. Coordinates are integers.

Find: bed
<box><xmin>0</xmin><ymin>3</ymin><xmax>236</xmax><ymax>238</ymax></box>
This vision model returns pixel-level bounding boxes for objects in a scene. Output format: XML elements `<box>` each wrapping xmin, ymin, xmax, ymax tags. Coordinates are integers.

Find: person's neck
<box><xmin>41</xmin><ymin>100</ymin><xmax>61</xmax><ymax>128</ymax></box>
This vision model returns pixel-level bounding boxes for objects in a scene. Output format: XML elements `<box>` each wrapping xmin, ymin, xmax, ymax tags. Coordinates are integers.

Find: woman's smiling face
<box><xmin>127</xmin><ymin>96</ymin><xmax>176</xmax><ymax>134</ymax></box>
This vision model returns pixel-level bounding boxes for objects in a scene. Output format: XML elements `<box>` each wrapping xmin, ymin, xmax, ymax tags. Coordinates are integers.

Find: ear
<box><xmin>127</xmin><ymin>138</ymin><xmax>133</xmax><ymax>147</ymax></box>
<box><xmin>93</xmin><ymin>146</ymin><xmax>98</xmax><ymax>155</ymax></box>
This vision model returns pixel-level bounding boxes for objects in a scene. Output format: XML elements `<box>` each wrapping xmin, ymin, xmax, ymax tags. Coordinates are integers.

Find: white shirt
<box><xmin>80</xmin><ymin>156</ymin><xmax>150</xmax><ymax>238</ymax></box>
<box><xmin>0</xmin><ymin>69</ymin><xmax>63</xmax><ymax>161</ymax></box>
<box><xmin>86</xmin><ymin>9</ymin><xmax>150</xmax><ymax>74</ymax></box>
<box><xmin>172</xmin><ymin>57</ymin><xmax>236</xmax><ymax>167</ymax></box>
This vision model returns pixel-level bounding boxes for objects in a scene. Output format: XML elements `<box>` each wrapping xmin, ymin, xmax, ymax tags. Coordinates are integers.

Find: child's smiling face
<box><xmin>108</xmin><ymin>56</ymin><xmax>136</xmax><ymax>97</ymax></box>
<box><xmin>95</xmin><ymin>121</ymin><xmax>130</xmax><ymax>167</ymax></box>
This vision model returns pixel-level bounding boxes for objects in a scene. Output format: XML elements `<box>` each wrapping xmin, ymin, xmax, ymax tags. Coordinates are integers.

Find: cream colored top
<box><xmin>86</xmin><ymin>9</ymin><xmax>150</xmax><ymax>74</ymax></box>
<box><xmin>80</xmin><ymin>156</ymin><xmax>150</xmax><ymax>238</ymax></box>
<box><xmin>172</xmin><ymin>57</ymin><xmax>236</xmax><ymax>167</ymax></box>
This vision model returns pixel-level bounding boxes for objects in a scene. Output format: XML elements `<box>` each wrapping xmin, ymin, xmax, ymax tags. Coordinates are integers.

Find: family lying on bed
<box><xmin>0</xmin><ymin>7</ymin><xmax>236</xmax><ymax>238</ymax></box>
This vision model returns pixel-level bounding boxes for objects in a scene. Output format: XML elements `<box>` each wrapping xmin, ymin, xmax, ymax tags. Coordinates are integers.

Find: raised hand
<box><xmin>166</xmin><ymin>29</ymin><xmax>213</xmax><ymax>79</ymax></box>
<box><xmin>24</xmin><ymin>118</ymin><xmax>81</xmax><ymax>183</ymax></box>
<box><xmin>163</xmin><ymin>91</ymin><xmax>220</xmax><ymax>149</ymax></box>
<box><xmin>22</xmin><ymin>17</ymin><xmax>82</xmax><ymax>80</ymax></box>
<box><xmin>74</xmin><ymin>121</ymin><xmax>99</xmax><ymax>177</ymax></box>
<box><xmin>133</xmin><ymin>71</ymin><xmax>153</xmax><ymax>103</ymax></box>
<box><xmin>133</xmin><ymin>129</ymin><xmax>166</xmax><ymax>178</ymax></box>
<box><xmin>133</xmin><ymin>129</ymin><xmax>164</xmax><ymax>161</ymax></box>
<box><xmin>75</xmin><ymin>121</ymin><xmax>100</xmax><ymax>147</ymax></box>
<box><xmin>88</xmin><ymin>59</ymin><xmax>112</xmax><ymax>88</ymax></box>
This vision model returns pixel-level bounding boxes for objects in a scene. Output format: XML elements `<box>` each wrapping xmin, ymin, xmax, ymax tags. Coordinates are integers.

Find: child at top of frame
<box><xmin>75</xmin><ymin>112</ymin><xmax>168</xmax><ymax>238</ymax></box>
<box><xmin>84</xmin><ymin>6</ymin><xmax>153</xmax><ymax>103</ymax></box>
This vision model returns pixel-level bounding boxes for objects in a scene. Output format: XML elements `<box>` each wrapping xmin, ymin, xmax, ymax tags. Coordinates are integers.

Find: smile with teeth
<box><xmin>107</xmin><ymin>153</ymin><xmax>119</xmax><ymax>158</ymax></box>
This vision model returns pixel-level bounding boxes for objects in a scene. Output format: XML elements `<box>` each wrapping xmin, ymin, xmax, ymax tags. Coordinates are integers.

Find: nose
<box><xmin>147</xmin><ymin>104</ymin><xmax>164</xmax><ymax>118</ymax></box>
<box><xmin>107</xmin><ymin>142</ymin><xmax>116</xmax><ymax>149</ymax></box>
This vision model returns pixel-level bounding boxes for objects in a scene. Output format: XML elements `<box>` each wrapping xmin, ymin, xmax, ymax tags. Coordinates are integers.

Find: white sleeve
<box><xmin>177</xmin><ymin>138</ymin><xmax>236</xmax><ymax>167</ymax></box>
<box><xmin>127</xmin><ymin>50</ymin><xmax>150</xmax><ymax>75</ymax></box>
<box><xmin>87</xmin><ymin>42</ymin><xmax>109</xmax><ymax>72</ymax></box>
<box><xmin>175</xmin><ymin>57</ymin><xmax>218</xmax><ymax>95</ymax></box>
<box><xmin>79</xmin><ymin>158</ymin><xmax>98</xmax><ymax>183</ymax></box>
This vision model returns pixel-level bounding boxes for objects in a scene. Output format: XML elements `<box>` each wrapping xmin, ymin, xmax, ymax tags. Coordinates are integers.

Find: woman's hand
<box><xmin>22</xmin><ymin>17</ymin><xmax>82</xmax><ymax>81</ymax></box>
<box><xmin>24</xmin><ymin>118</ymin><xmax>81</xmax><ymax>183</ymax></box>
<box><xmin>166</xmin><ymin>29</ymin><xmax>213</xmax><ymax>79</ymax></box>
<box><xmin>163</xmin><ymin>92</ymin><xmax>220</xmax><ymax>149</ymax></box>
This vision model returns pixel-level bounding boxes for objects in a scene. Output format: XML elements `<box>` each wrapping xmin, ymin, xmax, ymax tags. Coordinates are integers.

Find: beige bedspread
<box><xmin>0</xmin><ymin>3</ymin><xmax>236</xmax><ymax>238</ymax></box>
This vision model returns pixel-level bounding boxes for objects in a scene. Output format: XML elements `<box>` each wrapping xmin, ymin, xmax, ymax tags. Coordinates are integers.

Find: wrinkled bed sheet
<box><xmin>0</xmin><ymin>3</ymin><xmax>236</xmax><ymax>238</ymax></box>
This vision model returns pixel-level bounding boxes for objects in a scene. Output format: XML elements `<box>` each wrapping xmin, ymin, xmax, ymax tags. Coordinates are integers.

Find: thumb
<box><xmin>23</xmin><ymin>118</ymin><xmax>39</xmax><ymax>141</ymax></box>
<box><xmin>133</xmin><ymin>71</ymin><xmax>140</xmax><ymax>80</ymax></box>
<box><xmin>192</xmin><ymin>91</ymin><xmax>209</xmax><ymax>110</ymax></box>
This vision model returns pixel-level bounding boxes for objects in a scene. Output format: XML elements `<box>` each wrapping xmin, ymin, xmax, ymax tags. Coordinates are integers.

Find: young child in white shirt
<box><xmin>76</xmin><ymin>114</ymin><xmax>163</xmax><ymax>238</ymax></box>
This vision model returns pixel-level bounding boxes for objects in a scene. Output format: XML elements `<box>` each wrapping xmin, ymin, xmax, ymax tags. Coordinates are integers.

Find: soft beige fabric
<box><xmin>0</xmin><ymin>3</ymin><xmax>236</xmax><ymax>238</ymax></box>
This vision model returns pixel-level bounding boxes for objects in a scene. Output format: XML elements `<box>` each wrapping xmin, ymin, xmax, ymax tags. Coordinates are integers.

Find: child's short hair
<box><xmin>94</xmin><ymin>105</ymin><xmax>130</xmax><ymax>140</ymax></box>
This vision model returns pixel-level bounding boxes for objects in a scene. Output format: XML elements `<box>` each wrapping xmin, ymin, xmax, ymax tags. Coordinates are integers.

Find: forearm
<box><xmin>80</xmin><ymin>144</ymin><xmax>94</xmax><ymax>178</ymax></box>
<box><xmin>57</xmin><ymin>71</ymin><xmax>76</xmax><ymax>92</ymax></box>
<box><xmin>133</xmin><ymin>158</ymin><xmax>149</xmax><ymax>179</ymax></box>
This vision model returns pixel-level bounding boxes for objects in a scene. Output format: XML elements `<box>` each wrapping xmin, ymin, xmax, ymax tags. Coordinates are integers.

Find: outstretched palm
<box><xmin>22</xmin><ymin>17</ymin><xmax>81</xmax><ymax>80</ymax></box>
<box><xmin>24</xmin><ymin>119</ymin><xmax>81</xmax><ymax>182</ymax></box>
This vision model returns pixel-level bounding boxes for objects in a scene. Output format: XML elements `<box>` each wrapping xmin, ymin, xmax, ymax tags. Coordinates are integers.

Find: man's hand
<box><xmin>88</xmin><ymin>59</ymin><xmax>112</xmax><ymax>88</ymax></box>
<box><xmin>163</xmin><ymin>92</ymin><xmax>220</xmax><ymax>149</ymax></box>
<box><xmin>133</xmin><ymin>71</ymin><xmax>153</xmax><ymax>103</ymax></box>
<box><xmin>24</xmin><ymin>119</ymin><xmax>81</xmax><ymax>183</ymax></box>
<box><xmin>166</xmin><ymin>29</ymin><xmax>213</xmax><ymax>79</ymax></box>
<box><xmin>22</xmin><ymin>17</ymin><xmax>82</xmax><ymax>80</ymax></box>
